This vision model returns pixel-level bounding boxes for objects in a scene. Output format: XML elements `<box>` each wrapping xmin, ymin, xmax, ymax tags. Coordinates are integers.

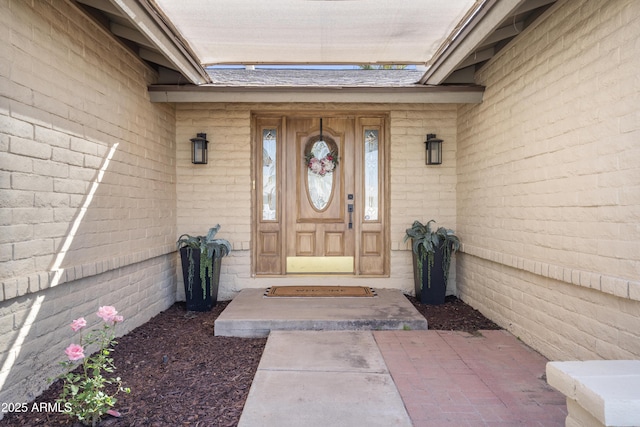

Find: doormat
<box><xmin>264</xmin><ymin>286</ymin><xmax>377</xmax><ymax>298</ymax></box>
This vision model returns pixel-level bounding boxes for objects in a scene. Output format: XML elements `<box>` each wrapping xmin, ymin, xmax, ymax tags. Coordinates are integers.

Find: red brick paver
<box><xmin>374</xmin><ymin>330</ymin><xmax>567</xmax><ymax>427</ymax></box>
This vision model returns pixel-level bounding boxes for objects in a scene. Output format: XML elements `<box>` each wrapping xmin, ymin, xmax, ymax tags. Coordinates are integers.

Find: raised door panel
<box><xmin>325</xmin><ymin>231</ymin><xmax>345</xmax><ymax>256</ymax></box>
<box><xmin>296</xmin><ymin>231</ymin><xmax>315</xmax><ymax>256</ymax></box>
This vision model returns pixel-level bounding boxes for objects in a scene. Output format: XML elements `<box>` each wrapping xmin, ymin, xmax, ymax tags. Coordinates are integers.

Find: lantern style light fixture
<box><xmin>425</xmin><ymin>133</ymin><xmax>443</xmax><ymax>165</ymax></box>
<box><xmin>190</xmin><ymin>133</ymin><xmax>208</xmax><ymax>164</ymax></box>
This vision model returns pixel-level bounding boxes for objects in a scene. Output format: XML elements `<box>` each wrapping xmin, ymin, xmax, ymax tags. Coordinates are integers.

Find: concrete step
<box><xmin>214</xmin><ymin>288</ymin><xmax>428</xmax><ymax>338</ymax></box>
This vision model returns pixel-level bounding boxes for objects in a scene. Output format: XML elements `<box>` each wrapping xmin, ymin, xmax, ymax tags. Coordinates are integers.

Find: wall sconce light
<box><xmin>190</xmin><ymin>133</ymin><xmax>208</xmax><ymax>164</ymax></box>
<box><xmin>425</xmin><ymin>133</ymin><xmax>442</xmax><ymax>165</ymax></box>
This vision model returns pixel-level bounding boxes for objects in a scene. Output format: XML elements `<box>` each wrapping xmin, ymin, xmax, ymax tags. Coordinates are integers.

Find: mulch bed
<box><xmin>406</xmin><ymin>294</ymin><xmax>502</xmax><ymax>332</ymax></box>
<box><xmin>3</xmin><ymin>295</ymin><xmax>500</xmax><ymax>426</ymax></box>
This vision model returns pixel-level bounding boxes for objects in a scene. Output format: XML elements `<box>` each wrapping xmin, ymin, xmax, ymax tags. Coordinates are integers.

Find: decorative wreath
<box><xmin>305</xmin><ymin>150</ymin><xmax>339</xmax><ymax>176</ymax></box>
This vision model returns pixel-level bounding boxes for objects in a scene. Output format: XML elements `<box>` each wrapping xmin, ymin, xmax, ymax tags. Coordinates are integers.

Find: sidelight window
<box><xmin>364</xmin><ymin>130</ymin><xmax>379</xmax><ymax>221</ymax></box>
<box><xmin>262</xmin><ymin>129</ymin><xmax>277</xmax><ymax>220</ymax></box>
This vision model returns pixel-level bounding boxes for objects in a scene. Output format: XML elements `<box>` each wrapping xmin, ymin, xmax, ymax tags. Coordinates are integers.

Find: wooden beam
<box><xmin>110</xmin><ymin>22</ymin><xmax>156</xmax><ymax>49</ymax></box>
<box><xmin>458</xmin><ymin>47</ymin><xmax>494</xmax><ymax>68</ymax></box>
<box><xmin>148</xmin><ymin>85</ymin><xmax>485</xmax><ymax>104</ymax></box>
<box><xmin>139</xmin><ymin>48</ymin><xmax>176</xmax><ymax>70</ymax></box>
<box><xmin>479</xmin><ymin>21</ymin><xmax>524</xmax><ymax>47</ymax></box>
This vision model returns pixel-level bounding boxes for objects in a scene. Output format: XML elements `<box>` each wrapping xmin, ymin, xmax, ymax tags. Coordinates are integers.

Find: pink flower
<box><xmin>65</xmin><ymin>343</ymin><xmax>85</xmax><ymax>361</ymax></box>
<box><xmin>309</xmin><ymin>157</ymin><xmax>323</xmax><ymax>174</ymax></box>
<box><xmin>97</xmin><ymin>306</ymin><xmax>118</xmax><ymax>323</ymax></box>
<box><xmin>321</xmin><ymin>158</ymin><xmax>335</xmax><ymax>173</ymax></box>
<box><xmin>70</xmin><ymin>317</ymin><xmax>86</xmax><ymax>332</ymax></box>
<box><xmin>106</xmin><ymin>409</ymin><xmax>121</xmax><ymax>418</ymax></box>
<box><xmin>113</xmin><ymin>315</ymin><xmax>124</xmax><ymax>323</ymax></box>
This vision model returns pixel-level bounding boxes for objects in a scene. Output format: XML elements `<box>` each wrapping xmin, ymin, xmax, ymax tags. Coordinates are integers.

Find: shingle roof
<box><xmin>205</xmin><ymin>69</ymin><xmax>426</xmax><ymax>87</ymax></box>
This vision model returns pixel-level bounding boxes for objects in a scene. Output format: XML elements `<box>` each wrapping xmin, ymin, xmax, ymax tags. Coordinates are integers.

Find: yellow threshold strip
<box><xmin>286</xmin><ymin>256</ymin><xmax>354</xmax><ymax>273</ymax></box>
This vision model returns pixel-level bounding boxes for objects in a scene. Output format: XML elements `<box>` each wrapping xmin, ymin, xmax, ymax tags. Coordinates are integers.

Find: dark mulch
<box><xmin>406</xmin><ymin>294</ymin><xmax>502</xmax><ymax>332</ymax></box>
<box><xmin>3</xmin><ymin>295</ymin><xmax>500</xmax><ymax>426</ymax></box>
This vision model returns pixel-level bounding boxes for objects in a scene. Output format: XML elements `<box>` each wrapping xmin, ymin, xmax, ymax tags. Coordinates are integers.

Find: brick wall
<box><xmin>457</xmin><ymin>0</ymin><xmax>640</xmax><ymax>360</ymax></box>
<box><xmin>0</xmin><ymin>0</ymin><xmax>177</xmax><ymax>405</ymax></box>
<box><xmin>175</xmin><ymin>103</ymin><xmax>458</xmax><ymax>299</ymax></box>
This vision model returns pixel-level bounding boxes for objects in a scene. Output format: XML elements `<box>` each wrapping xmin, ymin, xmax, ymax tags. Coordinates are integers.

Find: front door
<box><xmin>253</xmin><ymin>113</ymin><xmax>387</xmax><ymax>276</ymax></box>
<box><xmin>285</xmin><ymin>117</ymin><xmax>355</xmax><ymax>273</ymax></box>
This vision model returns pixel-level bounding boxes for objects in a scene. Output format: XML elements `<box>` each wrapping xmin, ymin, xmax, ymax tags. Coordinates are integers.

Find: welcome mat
<box><xmin>264</xmin><ymin>286</ymin><xmax>377</xmax><ymax>298</ymax></box>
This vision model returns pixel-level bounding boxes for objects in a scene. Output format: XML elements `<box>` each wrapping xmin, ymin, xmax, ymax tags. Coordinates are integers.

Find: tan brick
<box><xmin>0</xmin><ymin>77</ymin><xmax>33</xmax><ymax>106</ymax></box>
<box><xmin>630</xmin><ymin>281</ymin><xmax>640</xmax><ymax>301</ymax></box>
<box><xmin>13</xmin><ymin>239</ymin><xmax>54</xmax><ymax>260</ymax></box>
<box><xmin>34</xmin><ymin>126</ymin><xmax>69</xmax><ymax>149</ymax></box>
<box><xmin>11</xmin><ymin>173</ymin><xmax>53</xmax><ymax>192</ymax></box>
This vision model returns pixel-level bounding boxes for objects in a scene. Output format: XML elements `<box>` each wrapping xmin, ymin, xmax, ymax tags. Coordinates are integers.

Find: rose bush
<box><xmin>56</xmin><ymin>306</ymin><xmax>130</xmax><ymax>427</ymax></box>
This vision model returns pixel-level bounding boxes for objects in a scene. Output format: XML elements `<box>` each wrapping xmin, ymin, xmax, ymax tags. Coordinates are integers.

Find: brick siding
<box><xmin>0</xmin><ymin>0</ymin><xmax>177</xmax><ymax>406</ymax></box>
<box><xmin>457</xmin><ymin>0</ymin><xmax>640</xmax><ymax>360</ymax></box>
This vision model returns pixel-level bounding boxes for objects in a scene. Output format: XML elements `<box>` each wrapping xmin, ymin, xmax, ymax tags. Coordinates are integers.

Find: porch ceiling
<box><xmin>74</xmin><ymin>0</ymin><xmax>557</xmax><ymax>89</ymax></box>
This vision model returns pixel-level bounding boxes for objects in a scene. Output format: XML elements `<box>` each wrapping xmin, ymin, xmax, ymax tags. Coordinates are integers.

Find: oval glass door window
<box><xmin>307</xmin><ymin>140</ymin><xmax>335</xmax><ymax>211</ymax></box>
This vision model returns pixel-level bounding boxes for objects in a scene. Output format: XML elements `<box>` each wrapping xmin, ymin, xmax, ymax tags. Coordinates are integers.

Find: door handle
<box><xmin>348</xmin><ymin>204</ymin><xmax>353</xmax><ymax>229</ymax></box>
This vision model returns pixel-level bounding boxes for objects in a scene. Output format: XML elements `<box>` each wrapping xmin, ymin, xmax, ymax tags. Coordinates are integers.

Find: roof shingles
<box><xmin>205</xmin><ymin>69</ymin><xmax>426</xmax><ymax>87</ymax></box>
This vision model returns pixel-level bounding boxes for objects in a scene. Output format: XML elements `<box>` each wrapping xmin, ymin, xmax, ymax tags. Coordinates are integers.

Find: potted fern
<box><xmin>404</xmin><ymin>220</ymin><xmax>460</xmax><ymax>305</ymax></box>
<box><xmin>176</xmin><ymin>225</ymin><xmax>231</xmax><ymax>311</ymax></box>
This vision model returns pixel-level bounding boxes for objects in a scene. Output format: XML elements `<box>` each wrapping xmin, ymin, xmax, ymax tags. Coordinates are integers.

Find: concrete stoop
<box><xmin>214</xmin><ymin>288</ymin><xmax>428</xmax><ymax>338</ymax></box>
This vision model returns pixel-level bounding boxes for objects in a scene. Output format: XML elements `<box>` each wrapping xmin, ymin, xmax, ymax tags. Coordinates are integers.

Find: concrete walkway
<box><xmin>239</xmin><ymin>329</ymin><xmax>567</xmax><ymax>427</ymax></box>
<box><xmin>239</xmin><ymin>331</ymin><xmax>412</xmax><ymax>427</ymax></box>
<box><xmin>222</xmin><ymin>289</ymin><xmax>567</xmax><ymax>426</ymax></box>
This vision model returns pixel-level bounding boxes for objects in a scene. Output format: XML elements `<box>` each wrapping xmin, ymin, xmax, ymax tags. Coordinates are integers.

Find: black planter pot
<box><xmin>180</xmin><ymin>247</ymin><xmax>221</xmax><ymax>312</ymax></box>
<box><xmin>412</xmin><ymin>244</ymin><xmax>447</xmax><ymax>305</ymax></box>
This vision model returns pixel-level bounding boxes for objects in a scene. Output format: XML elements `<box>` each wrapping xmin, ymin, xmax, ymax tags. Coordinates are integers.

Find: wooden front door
<box><xmin>285</xmin><ymin>117</ymin><xmax>355</xmax><ymax>273</ymax></box>
<box><xmin>253</xmin><ymin>113</ymin><xmax>387</xmax><ymax>276</ymax></box>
